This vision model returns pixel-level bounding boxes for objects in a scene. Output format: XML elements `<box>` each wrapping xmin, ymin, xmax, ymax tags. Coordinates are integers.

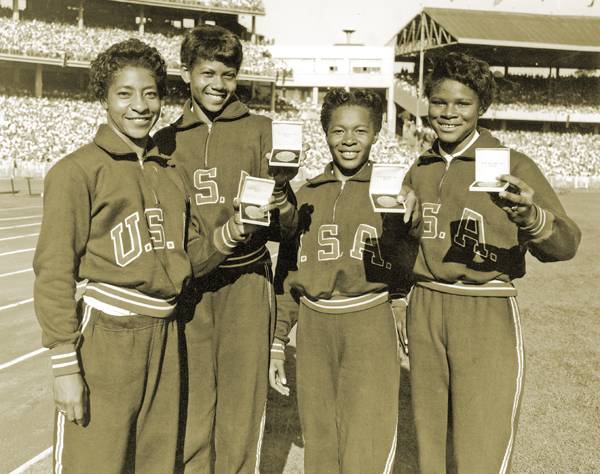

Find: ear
<box><xmin>100</xmin><ymin>99</ymin><xmax>108</xmax><ymax>111</ymax></box>
<box><xmin>372</xmin><ymin>132</ymin><xmax>380</xmax><ymax>145</ymax></box>
<box><xmin>180</xmin><ymin>65</ymin><xmax>191</xmax><ymax>84</ymax></box>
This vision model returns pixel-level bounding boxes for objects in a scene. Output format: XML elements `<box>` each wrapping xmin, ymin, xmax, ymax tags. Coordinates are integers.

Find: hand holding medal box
<box><xmin>469</xmin><ymin>148</ymin><xmax>511</xmax><ymax>192</ymax></box>
<box><xmin>369</xmin><ymin>164</ymin><xmax>407</xmax><ymax>213</ymax></box>
<box><xmin>269</xmin><ymin>121</ymin><xmax>303</xmax><ymax>167</ymax></box>
<box><xmin>239</xmin><ymin>175</ymin><xmax>275</xmax><ymax>226</ymax></box>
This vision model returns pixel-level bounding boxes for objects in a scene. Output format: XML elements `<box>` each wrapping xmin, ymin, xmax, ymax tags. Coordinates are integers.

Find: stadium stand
<box><xmin>1</xmin><ymin>95</ymin><xmax>599</xmax><ymax>189</ymax></box>
<box><xmin>0</xmin><ymin>6</ymin><xmax>599</xmax><ymax>189</ymax></box>
<box><xmin>394</xmin><ymin>73</ymin><xmax>600</xmax><ymax>116</ymax></box>
<box><xmin>0</xmin><ymin>17</ymin><xmax>285</xmax><ymax>76</ymax></box>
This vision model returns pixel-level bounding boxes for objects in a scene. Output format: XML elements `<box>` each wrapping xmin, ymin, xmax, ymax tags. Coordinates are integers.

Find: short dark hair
<box><xmin>180</xmin><ymin>25</ymin><xmax>244</xmax><ymax>72</ymax></box>
<box><xmin>89</xmin><ymin>39</ymin><xmax>168</xmax><ymax>101</ymax></box>
<box><xmin>320</xmin><ymin>88</ymin><xmax>384</xmax><ymax>134</ymax></box>
<box><xmin>424</xmin><ymin>52</ymin><xmax>497</xmax><ymax>113</ymax></box>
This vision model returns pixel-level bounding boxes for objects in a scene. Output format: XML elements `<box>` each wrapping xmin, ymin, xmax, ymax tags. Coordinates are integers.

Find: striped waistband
<box><xmin>219</xmin><ymin>245</ymin><xmax>269</xmax><ymax>269</ymax></box>
<box><xmin>84</xmin><ymin>282</ymin><xmax>177</xmax><ymax>318</ymax></box>
<box><xmin>300</xmin><ymin>291</ymin><xmax>390</xmax><ymax>314</ymax></box>
<box><xmin>417</xmin><ymin>280</ymin><xmax>518</xmax><ymax>297</ymax></box>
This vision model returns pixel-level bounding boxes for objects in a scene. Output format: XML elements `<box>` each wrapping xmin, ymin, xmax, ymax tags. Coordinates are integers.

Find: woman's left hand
<box><xmin>490</xmin><ymin>174</ymin><xmax>536</xmax><ymax>227</ymax></box>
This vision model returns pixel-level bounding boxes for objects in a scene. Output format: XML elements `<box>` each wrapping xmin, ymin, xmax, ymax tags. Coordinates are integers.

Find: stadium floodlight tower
<box><xmin>343</xmin><ymin>29</ymin><xmax>356</xmax><ymax>44</ymax></box>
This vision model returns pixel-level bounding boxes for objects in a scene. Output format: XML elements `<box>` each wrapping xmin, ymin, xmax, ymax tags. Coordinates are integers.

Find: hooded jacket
<box><xmin>33</xmin><ymin>125</ymin><xmax>232</xmax><ymax>376</ymax></box>
<box><xmin>153</xmin><ymin>96</ymin><xmax>296</xmax><ymax>270</ymax></box>
<box><xmin>404</xmin><ymin>128</ymin><xmax>581</xmax><ymax>297</ymax></box>
<box><xmin>272</xmin><ymin>161</ymin><xmax>420</xmax><ymax>351</ymax></box>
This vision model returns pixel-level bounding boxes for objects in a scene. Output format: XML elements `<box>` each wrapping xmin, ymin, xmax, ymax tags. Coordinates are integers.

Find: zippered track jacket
<box><xmin>272</xmin><ymin>162</ymin><xmax>420</xmax><ymax>356</ymax></box>
<box><xmin>153</xmin><ymin>96</ymin><xmax>297</xmax><ymax>270</ymax></box>
<box><xmin>404</xmin><ymin>127</ymin><xmax>581</xmax><ymax>297</ymax></box>
<box><xmin>34</xmin><ymin>125</ymin><xmax>236</xmax><ymax>376</ymax></box>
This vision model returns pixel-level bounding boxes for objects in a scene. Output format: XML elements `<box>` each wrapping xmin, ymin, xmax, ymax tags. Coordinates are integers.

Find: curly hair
<box><xmin>89</xmin><ymin>39</ymin><xmax>168</xmax><ymax>101</ymax></box>
<box><xmin>320</xmin><ymin>88</ymin><xmax>384</xmax><ymax>134</ymax></box>
<box><xmin>180</xmin><ymin>25</ymin><xmax>243</xmax><ymax>72</ymax></box>
<box><xmin>424</xmin><ymin>52</ymin><xmax>497</xmax><ymax>113</ymax></box>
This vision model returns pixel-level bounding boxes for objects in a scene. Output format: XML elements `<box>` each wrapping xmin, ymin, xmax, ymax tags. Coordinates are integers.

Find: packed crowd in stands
<box><xmin>395</xmin><ymin>71</ymin><xmax>600</xmax><ymax>115</ymax></box>
<box><xmin>0</xmin><ymin>17</ymin><xmax>288</xmax><ymax>77</ymax></box>
<box><xmin>131</xmin><ymin>0</ymin><xmax>265</xmax><ymax>13</ymax></box>
<box><xmin>1</xmin><ymin>94</ymin><xmax>599</xmax><ymax>180</ymax></box>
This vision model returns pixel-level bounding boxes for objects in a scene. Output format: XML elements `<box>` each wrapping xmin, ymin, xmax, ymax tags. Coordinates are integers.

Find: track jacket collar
<box><xmin>93</xmin><ymin>124</ymin><xmax>168</xmax><ymax>166</ymax></box>
<box><xmin>420</xmin><ymin>127</ymin><xmax>502</xmax><ymax>164</ymax></box>
<box><xmin>307</xmin><ymin>160</ymin><xmax>374</xmax><ymax>186</ymax></box>
<box><xmin>171</xmin><ymin>95</ymin><xmax>249</xmax><ymax>130</ymax></box>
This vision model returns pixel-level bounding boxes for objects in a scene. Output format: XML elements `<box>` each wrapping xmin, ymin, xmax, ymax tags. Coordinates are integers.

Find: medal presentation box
<box><xmin>369</xmin><ymin>164</ymin><xmax>406</xmax><ymax>213</ymax></box>
<box><xmin>269</xmin><ymin>121</ymin><xmax>303</xmax><ymax>167</ymax></box>
<box><xmin>239</xmin><ymin>175</ymin><xmax>275</xmax><ymax>226</ymax></box>
<box><xmin>470</xmin><ymin>148</ymin><xmax>510</xmax><ymax>192</ymax></box>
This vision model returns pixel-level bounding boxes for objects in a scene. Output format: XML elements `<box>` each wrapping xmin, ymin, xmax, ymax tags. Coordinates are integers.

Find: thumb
<box><xmin>278</xmin><ymin>363</ymin><xmax>287</xmax><ymax>385</ymax></box>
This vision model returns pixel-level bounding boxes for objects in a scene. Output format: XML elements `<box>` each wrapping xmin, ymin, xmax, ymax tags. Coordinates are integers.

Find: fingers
<box><xmin>397</xmin><ymin>185</ymin><xmax>419</xmax><ymax>224</ymax></box>
<box><xmin>269</xmin><ymin>360</ymin><xmax>290</xmax><ymax>396</ymax></box>
<box><xmin>400</xmin><ymin>325</ymin><xmax>409</xmax><ymax>355</ymax></box>
<box><xmin>494</xmin><ymin>174</ymin><xmax>536</xmax><ymax>225</ymax></box>
<box><xmin>54</xmin><ymin>373</ymin><xmax>88</xmax><ymax>426</ymax></box>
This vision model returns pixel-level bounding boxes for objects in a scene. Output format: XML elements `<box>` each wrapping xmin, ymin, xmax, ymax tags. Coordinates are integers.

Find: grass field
<box><xmin>1</xmin><ymin>184</ymin><xmax>598</xmax><ymax>474</ymax></box>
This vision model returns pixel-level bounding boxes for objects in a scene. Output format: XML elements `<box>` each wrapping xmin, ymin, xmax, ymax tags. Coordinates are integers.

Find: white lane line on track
<box><xmin>0</xmin><ymin>298</ymin><xmax>34</xmax><ymax>311</ymax></box>
<box><xmin>0</xmin><ymin>282</ymin><xmax>85</xmax><ymax>312</ymax></box>
<box><xmin>8</xmin><ymin>447</ymin><xmax>52</xmax><ymax>474</ymax></box>
<box><xmin>0</xmin><ymin>268</ymin><xmax>33</xmax><ymax>278</ymax></box>
<box><xmin>0</xmin><ymin>215</ymin><xmax>42</xmax><ymax>222</ymax></box>
<box><xmin>0</xmin><ymin>233</ymin><xmax>39</xmax><ymax>242</ymax></box>
<box><xmin>0</xmin><ymin>248</ymin><xmax>35</xmax><ymax>257</ymax></box>
<box><xmin>0</xmin><ymin>206</ymin><xmax>42</xmax><ymax>213</ymax></box>
<box><xmin>0</xmin><ymin>347</ymin><xmax>48</xmax><ymax>372</ymax></box>
<box><xmin>0</xmin><ymin>223</ymin><xmax>40</xmax><ymax>231</ymax></box>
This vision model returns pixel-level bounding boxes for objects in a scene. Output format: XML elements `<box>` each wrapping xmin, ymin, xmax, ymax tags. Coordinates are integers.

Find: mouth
<box><xmin>206</xmin><ymin>92</ymin><xmax>226</xmax><ymax>101</ymax></box>
<box><xmin>339</xmin><ymin>150</ymin><xmax>360</xmax><ymax>159</ymax></box>
<box><xmin>127</xmin><ymin>117</ymin><xmax>153</xmax><ymax>125</ymax></box>
<box><xmin>438</xmin><ymin>123</ymin><xmax>460</xmax><ymax>131</ymax></box>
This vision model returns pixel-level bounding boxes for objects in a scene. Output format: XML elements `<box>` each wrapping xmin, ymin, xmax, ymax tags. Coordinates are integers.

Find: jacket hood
<box><xmin>307</xmin><ymin>160</ymin><xmax>374</xmax><ymax>187</ymax></box>
<box><xmin>420</xmin><ymin>128</ymin><xmax>503</xmax><ymax>164</ymax></box>
<box><xmin>170</xmin><ymin>95</ymin><xmax>249</xmax><ymax>131</ymax></box>
<box><xmin>93</xmin><ymin>124</ymin><xmax>170</xmax><ymax>166</ymax></box>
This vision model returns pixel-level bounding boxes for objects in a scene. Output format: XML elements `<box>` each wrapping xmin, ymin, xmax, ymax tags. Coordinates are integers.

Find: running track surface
<box><xmin>0</xmin><ymin>184</ymin><xmax>54</xmax><ymax>474</ymax></box>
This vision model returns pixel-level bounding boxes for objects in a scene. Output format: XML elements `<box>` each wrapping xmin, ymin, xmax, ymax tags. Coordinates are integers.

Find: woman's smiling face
<box><xmin>428</xmin><ymin>79</ymin><xmax>484</xmax><ymax>155</ymax></box>
<box><xmin>326</xmin><ymin>105</ymin><xmax>379</xmax><ymax>179</ymax></box>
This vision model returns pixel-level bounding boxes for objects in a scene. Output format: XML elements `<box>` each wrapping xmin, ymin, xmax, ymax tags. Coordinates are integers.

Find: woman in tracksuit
<box><xmin>404</xmin><ymin>52</ymin><xmax>582</xmax><ymax>474</ymax></box>
<box><xmin>269</xmin><ymin>88</ymin><xmax>420</xmax><ymax>474</ymax></box>
<box><xmin>33</xmin><ymin>39</ymin><xmax>263</xmax><ymax>474</ymax></box>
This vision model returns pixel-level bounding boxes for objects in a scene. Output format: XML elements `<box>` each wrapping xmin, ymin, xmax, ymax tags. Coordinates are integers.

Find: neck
<box><xmin>107</xmin><ymin>124</ymin><xmax>147</xmax><ymax>159</ymax></box>
<box><xmin>191</xmin><ymin>99</ymin><xmax>222</xmax><ymax>123</ymax></box>
<box><xmin>333</xmin><ymin>161</ymin><xmax>368</xmax><ymax>182</ymax></box>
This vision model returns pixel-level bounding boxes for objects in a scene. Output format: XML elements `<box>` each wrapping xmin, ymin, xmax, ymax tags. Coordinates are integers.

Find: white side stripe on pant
<box><xmin>500</xmin><ymin>296</ymin><xmax>525</xmax><ymax>474</ymax></box>
<box><xmin>55</xmin><ymin>411</ymin><xmax>66</xmax><ymax>474</ymax></box>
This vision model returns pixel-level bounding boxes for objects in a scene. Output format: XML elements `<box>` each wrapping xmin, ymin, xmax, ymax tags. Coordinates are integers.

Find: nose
<box><xmin>211</xmin><ymin>74</ymin><xmax>224</xmax><ymax>90</ymax></box>
<box><xmin>342</xmin><ymin>131</ymin><xmax>356</xmax><ymax>145</ymax></box>
<box><xmin>130</xmin><ymin>92</ymin><xmax>149</xmax><ymax>113</ymax></box>
<box><xmin>441</xmin><ymin>103</ymin><xmax>457</xmax><ymax>117</ymax></box>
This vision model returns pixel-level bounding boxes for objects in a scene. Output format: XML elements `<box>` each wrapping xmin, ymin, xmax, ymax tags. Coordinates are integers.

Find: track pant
<box><xmin>407</xmin><ymin>286</ymin><xmax>525</xmax><ymax>474</ymax></box>
<box><xmin>296</xmin><ymin>301</ymin><xmax>400</xmax><ymax>474</ymax></box>
<box><xmin>181</xmin><ymin>263</ymin><xmax>273</xmax><ymax>474</ymax></box>
<box><xmin>54</xmin><ymin>302</ymin><xmax>180</xmax><ymax>474</ymax></box>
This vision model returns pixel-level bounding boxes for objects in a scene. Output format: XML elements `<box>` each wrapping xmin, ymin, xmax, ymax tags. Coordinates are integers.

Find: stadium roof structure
<box><xmin>388</xmin><ymin>8</ymin><xmax>600</xmax><ymax>70</ymax></box>
<box><xmin>108</xmin><ymin>0</ymin><xmax>266</xmax><ymax>16</ymax></box>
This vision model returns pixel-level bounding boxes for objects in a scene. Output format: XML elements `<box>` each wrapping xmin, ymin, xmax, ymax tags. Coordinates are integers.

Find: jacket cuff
<box><xmin>50</xmin><ymin>344</ymin><xmax>81</xmax><ymax>377</ymax></box>
<box><xmin>214</xmin><ymin>217</ymin><xmax>246</xmax><ymax>255</ymax></box>
<box><xmin>519</xmin><ymin>204</ymin><xmax>553</xmax><ymax>241</ymax></box>
<box><xmin>270</xmin><ymin>339</ymin><xmax>286</xmax><ymax>361</ymax></box>
<box><xmin>273</xmin><ymin>183</ymin><xmax>293</xmax><ymax>214</ymax></box>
